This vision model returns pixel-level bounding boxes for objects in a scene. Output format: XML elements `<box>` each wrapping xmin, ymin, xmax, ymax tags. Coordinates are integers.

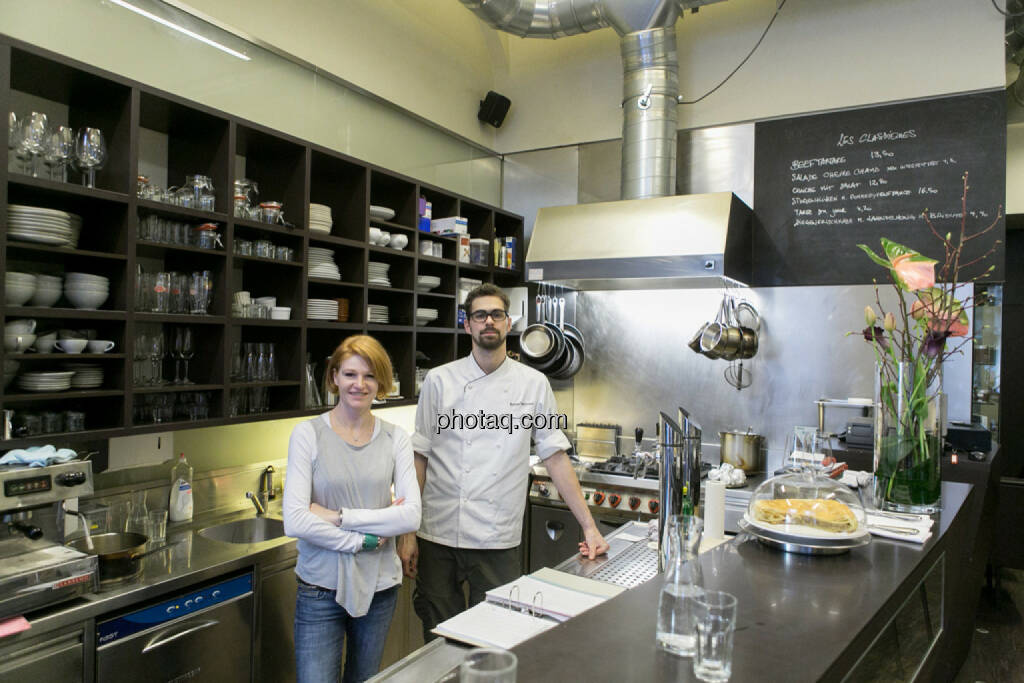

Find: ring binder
<box><xmin>531</xmin><ymin>591</ymin><xmax>544</xmax><ymax>618</ymax></box>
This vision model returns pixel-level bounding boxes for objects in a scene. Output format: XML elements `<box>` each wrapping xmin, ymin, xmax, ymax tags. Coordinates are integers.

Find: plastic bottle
<box><xmin>168</xmin><ymin>453</ymin><xmax>194</xmax><ymax>522</ymax></box>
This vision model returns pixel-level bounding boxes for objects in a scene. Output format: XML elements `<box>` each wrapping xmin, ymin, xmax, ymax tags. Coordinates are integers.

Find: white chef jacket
<box><xmin>412</xmin><ymin>355</ymin><xmax>570</xmax><ymax>549</ymax></box>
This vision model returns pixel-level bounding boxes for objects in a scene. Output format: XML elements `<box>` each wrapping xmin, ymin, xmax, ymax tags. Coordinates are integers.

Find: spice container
<box><xmin>255</xmin><ymin>240</ymin><xmax>274</xmax><ymax>258</ymax></box>
<box><xmin>234</xmin><ymin>238</ymin><xmax>252</xmax><ymax>256</ymax></box>
<box><xmin>193</xmin><ymin>223</ymin><xmax>222</xmax><ymax>250</ymax></box>
<box><xmin>470</xmin><ymin>238</ymin><xmax>488</xmax><ymax>266</ymax></box>
<box><xmin>259</xmin><ymin>201</ymin><xmax>283</xmax><ymax>224</ymax></box>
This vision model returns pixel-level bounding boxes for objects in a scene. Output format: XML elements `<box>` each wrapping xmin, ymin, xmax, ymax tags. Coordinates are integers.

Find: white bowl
<box><xmin>369</xmin><ymin>227</ymin><xmax>382</xmax><ymax>244</ymax></box>
<box><xmin>388</xmin><ymin>234</ymin><xmax>408</xmax><ymax>250</ymax></box>
<box><xmin>270</xmin><ymin>306</ymin><xmax>291</xmax><ymax>320</ymax></box>
<box><xmin>377</xmin><ymin>231</ymin><xmax>390</xmax><ymax>246</ymax></box>
<box><xmin>30</xmin><ymin>287</ymin><xmax>62</xmax><ymax>307</ymax></box>
<box><xmin>5</xmin><ymin>283</ymin><xmax>35</xmax><ymax>306</ymax></box>
<box><xmin>4</xmin><ymin>333</ymin><xmax>36</xmax><ymax>353</ymax></box>
<box><xmin>254</xmin><ymin>296</ymin><xmax>277</xmax><ymax>307</ymax></box>
<box><xmin>65</xmin><ymin>289</ymin><xmax>109</xmax><ymax>310</ymax></box>
<box><xmin>5</xmin><ymin>319</ymin><xmax>37</xmax><ymax>334</ymax></box>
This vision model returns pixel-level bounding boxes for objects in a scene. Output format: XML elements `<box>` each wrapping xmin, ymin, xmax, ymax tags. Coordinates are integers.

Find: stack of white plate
<box><xmin>415</xmin><ymin>275</ymin><xmax>442</xmax><ymax>292</ymax></box>
<box><xmin>416</xmin><ymin>308</ymin><xmax>439</xmax><ymax>326</ymax></box>
<box><xmin>307</xmin><ymin>298</ymin><xmax>339</xmax><ymax>320</ymax></box>
<box><xmin>66</xmin><ymin>363</ymin><xmax>104</xmax><ymax>389</ymax></box>
<box><xmin>8</xmin><ymin>205</ymin><xmax>82</xmax><ymax>247</ymax></box>
<box><xmin>369</xmin><ymin>205</ymin><xmax>396</xmax><ymax>221</ymax></box>
<box><xmin>64</xmin><ymin>273</ymin><xmax>109</xmax><ymax>310</ymax></box>
<box><xmin>5</xmin><ymin>271</ymin><xmax>37</xmax><ymax>306</ymax></box>
<box><xmin>310</xmin><ymin>203</ymin><xmax>333</xmax><ymax>233</ymax></box>
<box><xmin>30</xmin><ymin>274</ymin><xmax>63</xmax><ymax>307</ymax></box>
<box><xmin>368</xmin><ymin>261</ymin><xmax>391</xmax><ymax>287</ymax></box>
<box><xmin>17</xmin><ymin>370</ymin><xmax>76</xmax><ymax>392</ymax></box>
<box><xmin>308</xmin><ymin>246</ymin><xmax>341</xmax><ymax>280</ymax></box>
<box><xmin>367</xmin><ymin>304</ymin><xmax>390</xmax><ymax>324</ymax></box>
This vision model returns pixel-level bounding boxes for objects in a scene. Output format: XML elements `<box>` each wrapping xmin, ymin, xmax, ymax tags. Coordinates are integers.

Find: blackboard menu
<box><xmin>753</xmin><ymin>91</ymin><xmax>1006</xmax><ymax>286</ymax></box>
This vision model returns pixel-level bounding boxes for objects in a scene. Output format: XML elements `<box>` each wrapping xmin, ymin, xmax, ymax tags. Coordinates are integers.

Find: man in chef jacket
<box><xmin>400</xmin><ymin>283</ymin><xmax>608</xmax><ymax>639</ymax></box>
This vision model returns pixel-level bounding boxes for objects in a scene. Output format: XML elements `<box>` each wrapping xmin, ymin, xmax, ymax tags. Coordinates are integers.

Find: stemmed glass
<box><xmin>74</xmin><ymin>127</ymin><xmax>106</xmax><ymax>188</ymax></box>
<box><xmin>133</xmin><ymin>331</ymin><xmax>149</xmax><ymax>386</ymax></box>
<box><xmin>7</xmin><ymin>111</ymin><xmax>17</xmax><ymax>154</ymax></box>
<box><xmin>178</xmin><ymin>327</ymin><xmax>194</xmax><ymax>385</ymax></box>
<box><xmin>17</xmin><ymin>112</ymin><xmax>48</xmax><ymax>177</ymax></box>
<box><xmin>43</xmin><ymin>126</ymin><xmax>74</xmax><ymax>182</ymax></box>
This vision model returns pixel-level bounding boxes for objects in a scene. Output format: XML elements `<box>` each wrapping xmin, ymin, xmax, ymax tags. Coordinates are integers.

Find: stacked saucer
<box><xmin>416</xmin><ymin>308</ymin><xmax>439</xmax><ymax>326</ymax></box>
<box><xmin>7</xmin><ymin>205</ymin><xmax>82</xmax><ymax>248</ymax></box>
<box><xmin>368</xmin><ymin>261</ymin><xmax>391</xmax><ymax>287</ymax></box>
<box><xmin>307</xmin><ymin>298</ymin><xmax>339</xmax><ymax>320</ymax></box>
<box><xmin>17</xmin><ymin>370</ymin><xmax>76</xmax><ymax>392</ymax></box>
<box><xmin>66</xmin><ymin>364</ymin><xmax>104</xmax><ymax>389</ymax></box>
<box><xmin>367</xmin><ymin>304</ymin><xmax>390</xmax><ymax>324</ymax></box>
<box><xmin>310</xmin><ymin>204</ymin><xmax>333</xmax><ymax>233</ymax></box>
<box><xmin>369</xmin><ymin>205</ymin><xmax>396</xmax><ymax>221</ymax></box>
<box><xmin>309</xmin><ymin>246</ymin><xmax>341</xmax><ymax>280</ymax></box>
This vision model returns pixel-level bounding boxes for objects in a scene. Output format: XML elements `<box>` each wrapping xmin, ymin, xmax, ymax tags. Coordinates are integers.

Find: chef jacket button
<box><xmin>465</xmin><ymin>440</ymin><xmax>472</xmax><ymax>446</ymax></box>
<box><xmin>496</xmin><ymin>444</ymin><xmax>501</xmax><ymax>449</ymax></box>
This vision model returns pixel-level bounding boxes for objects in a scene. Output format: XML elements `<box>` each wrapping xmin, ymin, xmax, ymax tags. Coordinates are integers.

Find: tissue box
<box><xmin>431</xmin><ymin>216</ymin><xmax>467</xmax><ymax>235</ymax></box>
<box><xmin>418</xmin><ymin>216</ymin><xmax>431</xmax><ymax>233</ymax></box>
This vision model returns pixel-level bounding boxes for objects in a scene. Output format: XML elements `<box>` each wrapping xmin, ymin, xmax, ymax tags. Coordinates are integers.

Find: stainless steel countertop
<box><xmin>9</xmin><ymin>503</ymin><xmax>297</xmax><ymax>642</ymax></box>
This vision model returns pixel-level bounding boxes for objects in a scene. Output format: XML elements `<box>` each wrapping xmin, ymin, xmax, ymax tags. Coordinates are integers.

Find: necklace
<box><xmin>330</xmin><ymin>412</ymin><xmax>374</xmax><ymax>446</ymax></box>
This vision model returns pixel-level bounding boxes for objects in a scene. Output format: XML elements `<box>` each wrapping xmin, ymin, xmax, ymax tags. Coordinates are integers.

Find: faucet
<box><xmin>259</xmin><ymin>465</ymin><xmax>276</xmax><ymax>503</ymax></box>
<box><xmin>246</xmin><ymin>491</ymin><xmax>267</xmax><ymax>516</ymax></box>
<box><xmin>656</xmin><ymin>407</ymin><xmax>702</xmax><ymax>570</ymax></box>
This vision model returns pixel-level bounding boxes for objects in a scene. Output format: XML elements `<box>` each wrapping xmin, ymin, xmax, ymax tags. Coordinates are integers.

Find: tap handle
<box><xmin>634</xmin><ymin>427</ymin><xmax>643</xmax><ymax>449</ymax></box>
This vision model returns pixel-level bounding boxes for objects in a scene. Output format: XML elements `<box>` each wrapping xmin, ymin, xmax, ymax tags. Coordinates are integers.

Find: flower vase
<box><xmin>873</xmin><ymin>361</ymin><xmax>943</xmax><ymax>513</ymax></box>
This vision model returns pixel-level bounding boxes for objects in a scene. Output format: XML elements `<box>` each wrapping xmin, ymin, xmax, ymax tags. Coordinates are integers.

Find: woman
<box><xmin>284</xmin><ymin>335</ymin><xmax>421</xmax><ymax>683</ymax></box>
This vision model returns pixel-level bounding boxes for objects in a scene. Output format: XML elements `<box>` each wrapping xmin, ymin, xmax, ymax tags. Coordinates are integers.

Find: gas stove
<box><xmin>585</xmin><ymin>454</ymin><xmax>659</xmax><ymax>481</ymax></box>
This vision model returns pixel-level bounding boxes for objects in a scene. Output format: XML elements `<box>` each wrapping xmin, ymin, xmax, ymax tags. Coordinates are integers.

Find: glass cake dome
<box><xmin>739</xmin><ymin>468</ymin><xmax>870</xmax><ymax>554</ymax></box>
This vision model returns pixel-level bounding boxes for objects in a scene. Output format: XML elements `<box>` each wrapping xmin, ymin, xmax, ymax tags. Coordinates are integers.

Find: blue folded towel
<box><xmin>0</xmin><ymin>445</ymin><xmax>78</xmax><ymax>467</ymax></box>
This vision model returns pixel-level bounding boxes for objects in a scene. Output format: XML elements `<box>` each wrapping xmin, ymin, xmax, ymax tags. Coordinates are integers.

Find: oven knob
<box><xmin>629</xmin><ymin>496</ymin><xmax>641</xmax><ymax>510</ymax></box>
<box><xmin>648</xmin><ymin>500</ymin><xmax>660</xmax><ymax>514</ymax></box>
<box><xmin>56</xmin><ymin>471</ymin><xmax>87</xmax><ymax>486</ymax></box>
<box><xmin>608</xmin><ymin>494</ymin><xmax>621</xmax><ymax>508</ymax></box>
<box><xmin>583</xmin><ymin>491</ymin><xmax>590</xmax><ymax>501</ymax></box>
<box><xmin>537</xmin><ymin>484</ymin><xmax>549</xmax><ymax>497</ymax></box>
<box><xmin>592</xmin><ymin>492</ymin><xmax>605</xmax><ymax>505</ymax></box>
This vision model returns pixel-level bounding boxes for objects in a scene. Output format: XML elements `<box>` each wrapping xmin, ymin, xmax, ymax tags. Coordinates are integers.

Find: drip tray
<box><xmin>586</xmin><ymin>540</ymin><xmax>659</xmax><ymax>589</ymax></box>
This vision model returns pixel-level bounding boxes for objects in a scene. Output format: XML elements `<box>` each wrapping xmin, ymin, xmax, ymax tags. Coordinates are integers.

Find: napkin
<box><xmin>708</xmin><ymin>463</ymin><xmax>746</xmax><ymax>487</ymax></box>
<box><xmin>0</xmin><ymin>445</ymin><xmax>78</xmax><ymax>467</ymax></box>
<box><xmin>865</xmin><ymin>512</ymin><xmax>934</xmax><ymax>544</ymax></box>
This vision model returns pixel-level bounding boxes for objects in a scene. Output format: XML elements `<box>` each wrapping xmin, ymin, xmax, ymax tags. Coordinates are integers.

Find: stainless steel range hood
<box><xmin>525</xmin><ymin>191</ymin><xmax>752</xmax><ymax>290</ymax></box>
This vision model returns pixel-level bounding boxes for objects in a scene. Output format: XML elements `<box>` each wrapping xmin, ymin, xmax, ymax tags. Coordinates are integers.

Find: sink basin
<box><xmin>199</xmin><ymin>517</ymin><xmax>286</xmax><ymax>544</ymax></box>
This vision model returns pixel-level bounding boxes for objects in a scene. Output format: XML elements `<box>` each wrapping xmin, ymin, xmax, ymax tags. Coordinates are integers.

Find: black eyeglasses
<box><xmin>468</xmin><ymin>309</ymin><xmax>508</xmax><ymax>323</ymax></box>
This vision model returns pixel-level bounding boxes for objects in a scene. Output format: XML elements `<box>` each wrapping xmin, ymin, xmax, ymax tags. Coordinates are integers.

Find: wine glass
<box><xmin>19</xmin><ymin>112</ymin><xmax>48</xmax><ymax>177</ymax></box>
<box><xmin>74</xmin><ymin>127</ymin><xmax>106</xmax><ymax>188</ymax></box>
<box><xmin>43</xmin><ymin>126</ymin><xmax>74</xmax><ymax>182</ymax></box>
<box><xmin>149</xmin><ymin>331</ymin><xmax>165</xmax><ymax>385</ymax></box>
<box><xmin>179</xmin><ymin>327</ymin><xmax>194</xmax><ymax>385</ymax></box>
<box><xmin>7</xmin><ymin>111</ymin><xmax>17</xmax><ymax>152</ymax></box>
<box><xmin>171</xmin><ymin>328</ymin><xmax>183</xmax><ymax>385</ymax></box>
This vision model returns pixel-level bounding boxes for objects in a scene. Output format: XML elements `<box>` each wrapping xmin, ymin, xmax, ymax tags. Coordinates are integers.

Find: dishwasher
<box><xmin>96</xmin><ymin>573</ymin><xmax>254</xmax><ymax>683</ymax></box>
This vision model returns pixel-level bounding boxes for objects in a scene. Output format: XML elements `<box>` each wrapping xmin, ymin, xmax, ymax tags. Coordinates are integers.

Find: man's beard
<box><xmin>474</xmin><ymin>327</ymin><xmax>505</xmax><ymax>350</ymax></box>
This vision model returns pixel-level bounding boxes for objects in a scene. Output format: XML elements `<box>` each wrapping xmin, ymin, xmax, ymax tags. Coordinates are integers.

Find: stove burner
<box><xmin>587</xmin><ymin>455</ymin><xmax>658</xmax><ymax>480</ymax></box>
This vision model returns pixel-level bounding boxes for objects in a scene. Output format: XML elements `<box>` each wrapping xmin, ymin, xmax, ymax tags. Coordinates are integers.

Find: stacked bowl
<box><xmin>415</xmin><ymin>275</ymin><xmax>441</xmax><ymax>292</ymax></box>
<box><xmin>3</xmin><ymin>360</ymin><xmax>19</xmax><ymax>389</ymax></box>
<box><xmin>415</xmin><ymin>308</ymin><xmax>439</xmax><ymax>326</ymax></box>
<box><xmin>5</xmin><ymin>319</ymin><xmax>36</xmax><ymax>354</ymax></box>
<box><xmin>5</xmin><ymin>272</ymin><xmax>37</xmax><ymax>306</ymax></box>
<box><xmin>64</xmin><ymin>273</ymin><xmax>109</xmax><ymax>310</ymax></box>
<box><xmin>30</xmin><ymin>274</ymin><xmax>63</xmax><ymax>307</ymax></box>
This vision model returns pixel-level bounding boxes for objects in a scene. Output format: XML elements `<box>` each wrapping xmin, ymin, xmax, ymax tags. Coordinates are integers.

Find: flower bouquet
<box><xmin>857</xmin><ymin>172</ymin><xmax>1000</xmax><ymax>513</ymax></box>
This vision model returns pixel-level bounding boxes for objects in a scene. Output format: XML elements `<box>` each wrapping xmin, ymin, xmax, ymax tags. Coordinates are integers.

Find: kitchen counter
<box><xmin>376</xmin><ymin>480</ymin><xmax>977</xmax><ymax>682</ymax></box>
<box><xmin>4</xmin><ymin>503</ymin><xmax>297</xmax><ymax>645</ymax></box>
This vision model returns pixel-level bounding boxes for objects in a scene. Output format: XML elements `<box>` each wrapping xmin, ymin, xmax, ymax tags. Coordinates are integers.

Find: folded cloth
<box><xmin>0</xmin><ymin>445</ymin><xmax>78</xmax><ymax>467</ymax></box>
<box><xmin>708</xmin><ymin>463</ymin><xmax>746</xmax><ymax>487</ymax></box>
<box><xmin>865</xmin><ymin>512</ymin><xmax>934</xmax><ymax>544</ymax></box>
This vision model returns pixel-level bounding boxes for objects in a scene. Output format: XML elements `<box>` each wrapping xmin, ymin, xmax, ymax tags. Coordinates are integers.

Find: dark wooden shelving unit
<box><xmin>1</xmin><ymin>35</ymin><xmax>524</xmax><ymax>446</ymax></box>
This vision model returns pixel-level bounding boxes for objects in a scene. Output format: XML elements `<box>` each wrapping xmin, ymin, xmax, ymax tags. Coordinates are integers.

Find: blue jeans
<box><xmin>294</xmin><ymin>581</ymin><xmax>399</xmax><ymax>683</ymax></box>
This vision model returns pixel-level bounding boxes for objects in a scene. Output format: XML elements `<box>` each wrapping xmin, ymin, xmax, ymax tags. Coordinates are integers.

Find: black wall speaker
<box><xmin>478</xmin><ymin>91</ymin><xmax>511</xmax><ymax>128</ymax></box>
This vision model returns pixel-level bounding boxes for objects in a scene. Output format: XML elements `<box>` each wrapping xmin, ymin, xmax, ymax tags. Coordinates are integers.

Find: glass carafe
<box><xmin>127</xmin><ymin>490</ymin><xmax>149</xmax><ymax>536</ymax></box>
<box><xmin>656</xmin><ymin>514</ymin><xmax>704</xmax><ymax>656</ymax></box>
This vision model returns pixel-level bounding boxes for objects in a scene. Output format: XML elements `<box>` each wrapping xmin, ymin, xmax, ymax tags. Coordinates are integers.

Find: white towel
<box><xmin>0</xmin><ymin>445</ymin><xmax>77</xmax><ymax>467</ymax></box>
<box><xmin>865</xmin><ymin>512</ymin><xmax>934</xmax><ymax>544</ymax></box>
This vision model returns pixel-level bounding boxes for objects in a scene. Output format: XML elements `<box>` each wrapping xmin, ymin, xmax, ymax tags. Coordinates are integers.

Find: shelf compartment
<box><xmin>5</xmin><ymin>241</ymin><xmax>128</xmax><ymax>261</ymax></box>
<box><xmin>235</xmin><ymin>123</ymin><xmax>308</xmax><ymax>231</ymax></box>
<box><xmin>11</xmin><ymin>353</ymin><xmax>126</xmax><ymax>361</ymax></box>
<box><xmin>369</xmin><ymin>170</ymin><xmax>416</xmax><ymax>229</ymax></box>
<box><xmin>415</xmin><ymin>293</ymin><xmax>457</xmax><ymax>328</ymax></box>
<box><xmin>137</xmin><ymin>198</ymin><xmax>228</xmax><ymax>224</ymax></box>
<box><xmin>227</xmin><ymin>385</ymin><xmax>299</xmax><ymax>417</ymax></box>
<box><xmin>233</xmin><ymin>254</ymin><xmax>302</xmax><ymax>268</ymax></box>
<box><xmin>229</xmin><ymin>325</ymin><xmax>302</xmax><ymax>384</ymax></box>
<box><xmin>4</xmin><ymin>307</ymin><xmax>127</xmax><ymax>321</ymax></box>
<box><xmin>136</xmin><ymin>240</ymin><xmax>227</xmax><ymax>259</ymax></box>
<box><xmin>133</xmin><ymin>313</ymin><xmax>226</xmax><ymax>325</ymax></box>
<box><xmin>368</xmin><ymin>250</ymin><xmax>415</xmax><ymax>290</ymax></box>
<box><xmin>310</xmin><ymin>149</ymin><xmax>369</xmax><ymax>241</ymax></box>
<box><xmin>309</xmin><ymin>243</ymin><xmax>365</xmax><ymax>283</ymax></box>
<box><xmin>7</xmin><ymin>176</ymin><xmax>129</xmax><ymax>205</ymax></box>
<box><xmin>131</xmin><ymin>388</ymin><xmax>222</xmax><ymax>426</ymax></box>
<box><xmin>135</xmin><ymin>250</ymin><xmax>227</xmax><ymax>317</ymax></box>
<box><xmin>416</xmin><ymin>259</ymin><xmax>457</xmax><ymax>296</ymax></box>
<box><xmin>2</xmin><ymin>389</ymin><xmax>124</xmax><ymax>402</ymax></box>
<box><xmin>461</xmin><ymin>199</ymin><xmax>495</xmax><ymax>241</ymax></box>
<box><xmin>373</xmin><ymin>329</ymin><xmax>415</xmax><ymax>403</ymax></box>
<box><xmin>231</xmin><ymin>260</ymin><xmax>303</xmax><ymax>318</ymax></box>
<box><xmin>139</xmin><ymin>89</ymin><xmax>231</xmax><ymax>210</ymax></box>
<box><xmin>232</xmin><ymin>216</ymin><xmax>302</xmax><ymax>240</ymax></box>
<box><xmin>308</xmin><ymin>233</ymin><xmax>365</xmax><ymax>250</ymax></box>
<box><xmin>416</xmin><ymin>234</ymin><xmax>458</xmax><ymax>263</ymax></box>
<box><xmin>420</xmin><ymin>187</ymin><xmax>458</xmax><ymax>225</ymax></box>
<box><xmin>10</xmin><ymin>46</ymin><xmax>133</xmax><ymax>193</ymax></box>
<box><xmin>8</xmin><ymin>180</ymin><xmax>133</xmax><ymax>254</ymax></box>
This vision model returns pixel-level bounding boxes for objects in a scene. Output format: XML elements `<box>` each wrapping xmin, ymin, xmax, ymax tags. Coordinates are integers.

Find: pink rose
<box><xmin>891</xmin><ymin>254</ymin><xmax>936</xmax><ymax>291</ymax></box>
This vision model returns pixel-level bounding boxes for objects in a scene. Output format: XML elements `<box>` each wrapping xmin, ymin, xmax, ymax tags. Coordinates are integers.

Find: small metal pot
<box><xmin>66</xmin><ymin>532</ymin><xmax>176</xmax><ymax>584</ymax></box>
<box><xmin>719</xmin><ymin>429</ymin><xmax>766</xmax><ymax>473</ymax></box>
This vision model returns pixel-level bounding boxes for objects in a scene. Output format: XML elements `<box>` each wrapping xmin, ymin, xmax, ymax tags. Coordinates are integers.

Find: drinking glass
<box><xmin>134</xmin><ymin>331</ymin><xmax>149</xmax><ymax>386</ymax></box>
<box><xmin>43</xmin><ymin>126</ymin><xmax>74</xmax><ymax>182</ymax></box>
<box><xmin>152</xmin><ymin>272</ymin><xmax>170</xmax><ymax>313</ymax></box>
<box><xmin>179</xmin><ymin>327</ymin><xmax>194</xmax><ymax>385</ymax></box>
<box><xmin>146</xmin><ymin>509</ymin><xmax>168</xmax><ymax>543</ymax></box>
<box><xmin>171</xmin><ymin>328</ymin><xmax>183</xmax><ymax>384</ymax></box>
<box><xmin>189</xmin><ymin>271</ymin><xmax>211</xmax><ymax>314</ymax></box>
<box><xmin>7</xmin><ymin>111</ymin><xmax>17</xmax><ymax>152</ymax></box>
<box><xmin>74</xmin><ymin>127</ymin><xmax>106</xmax><ymax>188</ymax></box>
<box><xmin>692</xmin><ymin>591</ymin><xmax>738</xmax><ymax>683</ymax></box>
<box><xmin>149</xmin><ymin>331</ymin><xmax>165</xmax><ymax>385</ymax></box>
<box><xmin>460</xmin><ymin>648</ymin><xmax>517</xmax><ymax>683</ymax></box>
<box><xmin>785</xmin><ymin>427</ymin><xmax>832</xmax><ymax>472</ymax></box>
